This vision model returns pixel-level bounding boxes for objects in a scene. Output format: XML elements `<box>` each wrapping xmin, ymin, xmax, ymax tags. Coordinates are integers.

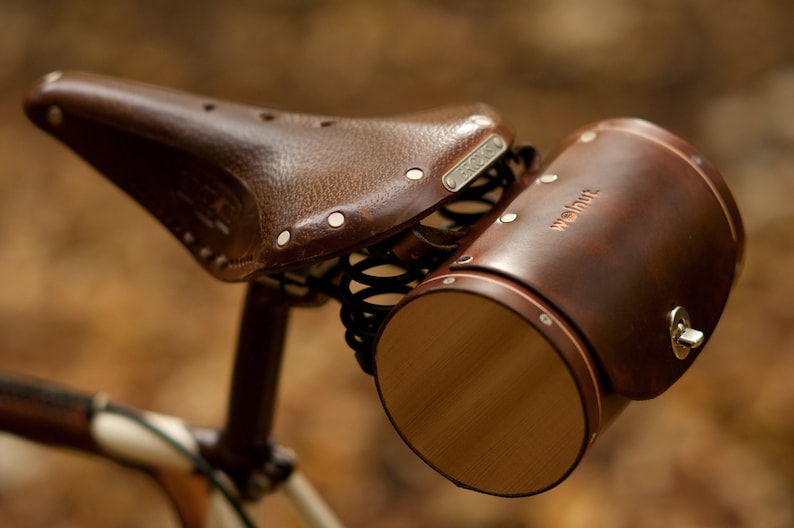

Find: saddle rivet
<box><xmin>276</xmin><ymin>230</ymin><xmax>291</xmax><ymax>247</ymax></box>
<box><xmin>538</xmin><ymin>173</ymin><xmax>558</xmax><ymax>184</ymax></box>
<box><xmin>499</xmin><ymin>213</ymin><xmax>517</xmax><ymax>223</ymax></box>
<box><xmin>327</xmin><ymin>212</ymin><xmax>345</xmax><ymax>228</ymax></box>
<box><xmin>198</xmin><ymin>247</ymin><xmax>213</xmax><ymax>260</ymax></box>
<box><xmin>442</xmin><ymin>277</ymin><xmax>456</xmax><ymax>285</ymax></box>
<box><xmin>579</xmin><ymin>130</ymin><xmax>598</xmax><ymax>143</ymax></box>
<box><xmin>455</xmin><ymin>255</ymin><xmax>472</xmax><ymax>264</ymax></box>
<box><xmin>46</xmin><ymin>105</ymin><xmax>63</xmax><ymax>127</ymax></box>
<box><xmin>215</xmin><ymin>255</ymin><xmax>228</xmax><ymax>268</ymax></box>
<box><xmin>182</xmin><ymin>232</ymin><xmax>196</xmax><ymax>245</ymax></box>
<box><xmin>539</xmin><ymin>313</ymin><xmax>553</xmax><ymax>326</ymax></box>
<box><xmin>470</xmin><ymin>115</ymin><xmax>494</xmax><ymax>127</ymax></box>
<box><xmin>405</xmin><ymin>168</ymin><xmax>424</xmax><ymax>181</ymax></box>
<box><xmin>43</xmin><ymin>71</ymin><xmax>62</xmax><ymax>84</ymax></box>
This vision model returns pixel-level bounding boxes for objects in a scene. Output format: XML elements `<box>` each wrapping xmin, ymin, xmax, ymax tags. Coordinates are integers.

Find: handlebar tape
<box><xmin>0</xmin><ymin>374</ymin><xmax>100</xmax><ymax>453</ymax></box>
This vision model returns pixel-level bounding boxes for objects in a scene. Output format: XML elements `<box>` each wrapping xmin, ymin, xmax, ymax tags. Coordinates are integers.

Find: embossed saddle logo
<box><xmin>174</xmin><ymin>161</ymin><xmax>241</xmax><ymax>236</ymax></box>
<box><xmin>550</xmin><ymin>189</ymin><xmax>600</xmax><ymax>231</ymax></box>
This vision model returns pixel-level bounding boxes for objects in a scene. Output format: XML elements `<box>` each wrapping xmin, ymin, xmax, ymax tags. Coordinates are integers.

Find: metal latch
<box><xmin>669</xmin><ymin>306</ymin><xmax>704</xmax><ymax>360</ymax></box>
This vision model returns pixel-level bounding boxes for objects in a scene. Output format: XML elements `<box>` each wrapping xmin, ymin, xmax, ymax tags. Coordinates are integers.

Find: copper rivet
<box><xmin>455</xmin><ymin>255</ymin><xmax>472</xmax><ymax>264</ymax></box>
<box><xmin>499</xmin><ymin>213</ymin><xmax>517</xmax><ymax>223</ymax></box>
<box><xmin>406</xmin><ymin>168</ymin><xmax>424</xmax><ymax>181</ymax></box>
<box><xmin>538</xmin><ymin>173</ymin><xmax>558</xmax><ymax>184</ymax></box>
<box><xmin>471</xmin><ymin>115</ymin><xmax>494</xmax><ymax>127</ymax></box>
<box><xmin>46</xmin><ymin>105</ymin><xmax>63</xmax><ymax>127</ymax></box>
<box><xmin>539</xmin><ymin>313</ymin><xmax>553</xmax><ymax>326</ymax></box>
<box><xmin>328</xmin><ymin>212</ymin><xmax>345</xmax><ymax>228</ymax></box>
<box><xmin>43</xmin><ymin>71</ymin><xmax>62</xmax><ymax>84</ymax></box>
<box><xmin>579</xmin><ymin>130</ymin><xmax>597</xmax><ymax>143</ymax></box>
<box><xmin>276</xmin><ymin>230</ymin><xmax>291</xmax><ymax>247</ymax></box>
<box><xmin>442</xmin><ymin>277</ymin><xmax>456</xmax><ymax>285</ymax></box>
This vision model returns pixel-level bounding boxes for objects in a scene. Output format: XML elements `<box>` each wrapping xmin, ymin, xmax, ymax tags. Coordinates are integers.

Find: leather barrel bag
<box><xmin>374</xmin><ymin>118</ymin><xmax>744</xmax><ymax>497</ymax></box>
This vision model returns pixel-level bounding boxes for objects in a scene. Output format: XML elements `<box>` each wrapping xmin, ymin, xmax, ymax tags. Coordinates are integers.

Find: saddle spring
<box><xmin>339</xmin><ymin>152</ymin><xmax>529</xmax><ymax>374</ymax></box>
<box><xmin>339</xmin><ymin>251</ymin><xmax>425</xmax><ymax>374</ymax></box>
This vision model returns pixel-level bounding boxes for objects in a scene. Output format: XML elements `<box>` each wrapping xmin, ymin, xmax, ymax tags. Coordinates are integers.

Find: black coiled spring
<box><xmin>339</xmin><ymin>154</ymin><xmax>525</xmax><ymax>374</ymax></box>
<box><xmin>339</xmin><ymin>251</ymin><xmax>425</xmax><ymax>374</ymax></box>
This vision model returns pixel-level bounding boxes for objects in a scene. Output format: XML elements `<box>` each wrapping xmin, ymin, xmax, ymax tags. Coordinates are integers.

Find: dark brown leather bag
<box><xmin>375</xmin><ymin>118</ymin><xmax>744</xmax><ymax>496</ymax></box>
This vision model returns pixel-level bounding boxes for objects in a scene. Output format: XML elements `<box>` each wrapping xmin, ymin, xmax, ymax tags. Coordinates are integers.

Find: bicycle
<box><xmin>0</xmin><ymin>70</ymin><xmax>744</xmax><ymax>527</ymax></box>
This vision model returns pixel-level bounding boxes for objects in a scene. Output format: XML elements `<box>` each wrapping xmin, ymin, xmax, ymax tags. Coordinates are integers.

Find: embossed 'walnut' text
<box><xmin>550</xmin><ymin>189</ymin><xmax>600</xmax><ymax>231</ymax></box>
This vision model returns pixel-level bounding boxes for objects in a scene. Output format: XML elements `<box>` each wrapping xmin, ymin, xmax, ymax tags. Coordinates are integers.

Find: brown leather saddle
<box><xmin>24</xmin><ymin>72</ymin><xmax>514</xmax><ymax>281</ymax></box>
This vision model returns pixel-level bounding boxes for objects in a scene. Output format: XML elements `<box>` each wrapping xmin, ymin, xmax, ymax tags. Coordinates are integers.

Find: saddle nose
<box><xmin>24</xmin><ymin>71</ymin><xmax>514</xmax><ymax>281</ymax></box>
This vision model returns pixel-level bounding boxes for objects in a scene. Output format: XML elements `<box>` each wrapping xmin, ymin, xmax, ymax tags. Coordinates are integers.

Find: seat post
<box><xmin>215</xmin><ymin>280</ymin><xmax>291</xmax><ymax>482</ymax></box>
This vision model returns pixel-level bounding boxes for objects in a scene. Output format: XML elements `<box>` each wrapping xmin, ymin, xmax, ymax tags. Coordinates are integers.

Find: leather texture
<box><xmin>24</xmin><ymin>72</ymin><xmax>514</xmax><ymax>280</ymax></box>
<box><xmin>0</xmin><ymin>375</ymin><xmax>99</xmax><ymax>454</ymax></box>
<box><xmin>446</xmin><ymin>118</ymin><xmax>744</xmax><ymax>399</ymax></box>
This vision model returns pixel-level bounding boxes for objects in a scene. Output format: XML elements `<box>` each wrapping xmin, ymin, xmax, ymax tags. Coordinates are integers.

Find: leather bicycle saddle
<box><xmin>24</xmin><ymin>71</ymin><xmax>514</xmax><ymax>281</ymax></box>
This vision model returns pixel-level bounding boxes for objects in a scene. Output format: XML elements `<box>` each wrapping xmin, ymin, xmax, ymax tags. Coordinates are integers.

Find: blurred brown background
<box><xmin>1</xmin><ymin>1</ymin><xmax>793</xmax><ymax>526</ymax></box>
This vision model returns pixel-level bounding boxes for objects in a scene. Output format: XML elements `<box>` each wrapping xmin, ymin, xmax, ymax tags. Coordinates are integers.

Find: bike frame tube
<box><xmin>218</xmin><ymin>280</ymin><xmax>289</xmax><ymax>458</ymax></box>
<box><xmin>91</xmin><ymin>405</ymin><xmax>198</xmax><ymax>471</ymax></box>
<box><xmin>0</xmin><ymin>275</ymin><xmax>348</xmax><ymax>527</ymax></box>
<box><xmin>90</xmin><ymin>399</ymin><xmax>345</xmax><ymax>528</ymax></box>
